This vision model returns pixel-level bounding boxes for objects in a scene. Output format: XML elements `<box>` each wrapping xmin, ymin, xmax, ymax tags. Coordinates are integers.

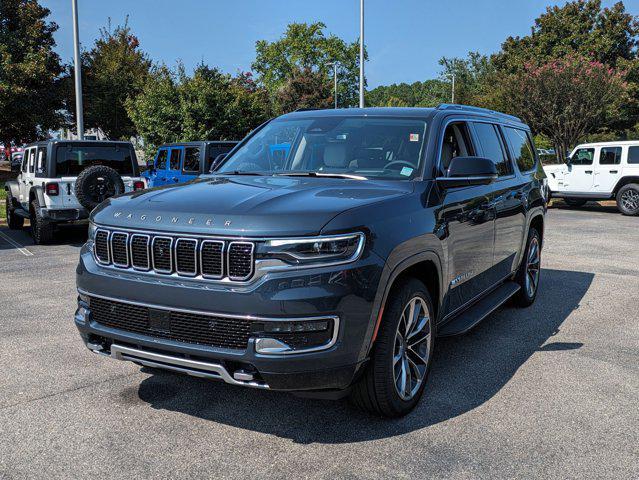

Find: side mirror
<box><xmin>145</xmin><ymin>160</ymin><xmax>155</xmax><ymax>172</ymax></box>
<box><xmin>437</xmin><ymin>156</ymin><xmax>498</xmax><ymax>188</ymax></box>
<box><xmin>209</xmin><ymin>153</ymin><xmax>227</xmax><ymax>172</ymax></box>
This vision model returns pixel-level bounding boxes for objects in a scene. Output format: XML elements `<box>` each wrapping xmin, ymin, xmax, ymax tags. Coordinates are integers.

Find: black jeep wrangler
<box><xmin>74</xmin><ymin>105</ymin><xmax>546</xmax><ymax>417</ymax></box>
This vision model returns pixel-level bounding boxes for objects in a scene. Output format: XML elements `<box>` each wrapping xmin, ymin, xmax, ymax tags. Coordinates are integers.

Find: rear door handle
<box><xmin>585</xmin><ymin>170</ymin><xmax>593</xmax><ymax>174</ymax></box>
<box><xmin>610</xmin><ymin>170</ymin><xmax>618</xmax><ymax>174</ymax></box>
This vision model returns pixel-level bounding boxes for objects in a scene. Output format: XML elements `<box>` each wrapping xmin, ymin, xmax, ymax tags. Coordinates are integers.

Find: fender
<box><xmin>358</xmin><ymin>242</ymin><xmax>444</xmax><ymax>361</ymax></box>
<box><xmin>28</xmin><ymin>185</ymin><xmax>47</xmax><ymax>211</ymax></box>
<box><xmin>4</xmin><ymin>180</ymin><xmax>22</xmax><ymax>209</ymax></box>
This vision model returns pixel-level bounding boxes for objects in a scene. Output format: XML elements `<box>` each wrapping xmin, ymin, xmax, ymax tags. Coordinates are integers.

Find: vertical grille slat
<box><xmin>94</xmin><ymin>230</ymin><xmax>110</xmax><ymax>264</ymax></box>
<box><xmin>93</xmin><ymin>229</ymin><xmax>255</xmax><ymax>282</ymax></box>
<box><xmin>228</xmin><ymin>242</ymin><xmax>254</xmax><ymax>281</ymax></box>
<box><xmin>200</xmin><ymin>240</ymin><xmax>224</xmax><ymax>278</ymax></box>
<box><xmin>130</xmin><ymin>234</ymin><xmax>150</xmax><ymax>270</ymax></box>
<box><xmin>176</xmin><ymin>239</ymin><xmax>198</xmax><ymax>276</ymax></box>
<box><xmin>111</xmin><ymin>232</ymin><xmax>129</xmax><ymax>267</ymax></box>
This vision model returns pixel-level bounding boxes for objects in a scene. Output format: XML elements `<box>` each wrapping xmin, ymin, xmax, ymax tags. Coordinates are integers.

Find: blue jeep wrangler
<box><xmin>143</xmin><ymin>141</ymin><xmax>238</xmax><ymax>187</ymax></box>
<box><xmin>75</xmin><ymin>105</ymin><xmax>546</xmax><ymax>417</ymax></box>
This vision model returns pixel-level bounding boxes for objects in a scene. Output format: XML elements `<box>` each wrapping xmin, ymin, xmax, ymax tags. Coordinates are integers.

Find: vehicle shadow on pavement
<box><xmin>0</xmin><ymin>225</ymin><xmax>87</xmax><ymax>250</ymax></box>
<box><xmin>136</xmin><ymin>268</ymin><xmax>593</xmax><ymax>444</ymax></box>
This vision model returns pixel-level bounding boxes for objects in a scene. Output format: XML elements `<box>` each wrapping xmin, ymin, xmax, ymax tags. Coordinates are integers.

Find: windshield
<box><xmin>55</xmin><ymin>145</ymin><xmax>135</xmax><ymax>176</ymax></box>
<box><xmin>216</xmin><ymin>116</ymin><xmax>427</xmax><ymax>180</ymax></box>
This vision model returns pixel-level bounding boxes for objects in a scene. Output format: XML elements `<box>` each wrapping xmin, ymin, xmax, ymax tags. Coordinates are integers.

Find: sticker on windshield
<box><xmin>409</xmin><ymin>133</ymin><xmax>419</xmax><ymax>142</ymax></box>
<box><xmin>400</xmin><ymin>167</ymin><xmax>413</xmax><ymax>176</ymax></box>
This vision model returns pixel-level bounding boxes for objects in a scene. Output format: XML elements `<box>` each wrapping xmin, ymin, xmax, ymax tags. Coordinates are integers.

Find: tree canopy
<box><xmin>0</xmin><ymin>0</ymin><xmax>64</xmax><ymax>147</ymax></box>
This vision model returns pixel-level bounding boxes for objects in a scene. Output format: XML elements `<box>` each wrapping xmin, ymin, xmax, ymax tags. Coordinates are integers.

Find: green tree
<box><xmin>65</xmin><ymin>19</ymin><xmax>151</xmax><ymax>140</ymax></box>
<box><xmin>499</xmin><ymin>54</ymin><xmax>630</xmax><ymax>163</ymax></box>
<box><xmin>275</xmin><ymin>66</ymin><xmax>333</xmax><ymax>113</ymax></box>
<box><xmin>438</xmin><ymin>52</ymin><xmax>498</xmax><ymax>108</ymax></box>
<box><xmin>367</xmin><ymin>80</ymin><xmax>451</xmax><ymax>107</ymax></box>
<box><xmin>253</xmin><ymin>22</ymin><xmax>364</xmax><ymax>108</ymax></box>
<box><xmin>0</xmin><ymin>0</ymin><xmax>64</xmax><ymax>149</ymax></box>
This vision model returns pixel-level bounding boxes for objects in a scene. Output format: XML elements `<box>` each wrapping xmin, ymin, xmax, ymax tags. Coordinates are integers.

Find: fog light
<box><xmin>262</xmin><ymin>320</ymin><xmax>329</xmax><ymax>334</ymax></box>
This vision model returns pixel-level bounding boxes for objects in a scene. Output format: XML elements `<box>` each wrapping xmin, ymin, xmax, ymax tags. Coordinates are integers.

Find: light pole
<box><xmin>71</xmin><ymin>0</ymin><xmax>84</xmax><ymax>140</ymax></box>
<box><xmin>327</xmin><ymin>62</ymin><xmax>339</xmax><ymax>109</ymax></box>
<box><xmin>359</xmin><ymin>0</ymin><xmax>365</xmax><ymax>108</ymax></box>
<box><xmin>447</xmin><ymin>73</ymin><xmax>456</xmax><ymax>104</ymax></box>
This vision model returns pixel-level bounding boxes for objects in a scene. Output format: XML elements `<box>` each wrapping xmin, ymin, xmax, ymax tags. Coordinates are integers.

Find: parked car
<box><xmin>74</xmin><ymin>105</ymin><xmax>546</xmax><ymax>417</ymax></box>
<box><xmin>4</xmin><ymin>140</ymin><xmax>146</xmax><ymax>244</ymax></box>
<box><xmin>143</xmin><ymin>141</ymin><xmax>238</xmax><ymax>187</ymax></box>
<box><xmin>544</xmin><ymin>140</ymin><xmax>639</xmax><ymax>215</ymax></box>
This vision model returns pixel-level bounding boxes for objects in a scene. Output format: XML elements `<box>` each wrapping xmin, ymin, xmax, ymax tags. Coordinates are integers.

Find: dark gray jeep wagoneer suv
<box><xmin>75</xmin><ymin>105</ymin><xmax>547</xmax><ymax>417</ymax></box>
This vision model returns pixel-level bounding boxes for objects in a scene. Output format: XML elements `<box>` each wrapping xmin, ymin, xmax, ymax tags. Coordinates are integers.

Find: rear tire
<box><xmin>616</xmin><ymin>184</ymin><xmax>639</xmax><ymax>216</ymax></box>
<box><xmin>513</xmin><ymin>227</ymin><xmax>541</xmax><ymax>307</ymax></box>
<box><xmin>29</xmin><ymin>198</ymin><xmax>54</xmax><ymax>244</ymax></box>
<box><xmin>564</xmin><ymin>198</ymin><xmax>587</xmax><ymax>208</ymax></box>
<box><xmin>350</xmin><ymin>278</ymin><xmax>435</xmax><ymax>417</ymax></box>
<box><xmin>6</xmin><ymin>198</ymin><xmax>24</xmax><ymax>230</ymax></box>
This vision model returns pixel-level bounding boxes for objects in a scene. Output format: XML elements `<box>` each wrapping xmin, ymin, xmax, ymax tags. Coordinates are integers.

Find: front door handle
<box><xmin>610</xmin><ymin>170</ymin><xmax>618</xmax><ymax>174</ymax></box>
<box><xmin>585</xmin><ymin>170</ymin><xmax>593</xmax><ymax>174</ymax></box>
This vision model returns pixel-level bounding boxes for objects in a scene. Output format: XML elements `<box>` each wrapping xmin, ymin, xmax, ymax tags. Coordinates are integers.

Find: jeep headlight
<box><xmin>258</xmin><ymin>233</ymin><xmax>365</xmax><ymax>267</ymax></box>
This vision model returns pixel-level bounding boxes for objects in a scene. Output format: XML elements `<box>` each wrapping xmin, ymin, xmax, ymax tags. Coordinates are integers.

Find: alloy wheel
<box><xmin>621</xmin><ymin>189</ymin><xmax>639</xmax><ymax>211</ymax></box>
<box><xmin>393</xmin><ymin>296</ymin><xmax>432</xmax><ymax>401</ymax></box>
<box><xmin>525</xmin><ymin>237</ymin><xmax>541</xmax><ymax>298</ymax></box>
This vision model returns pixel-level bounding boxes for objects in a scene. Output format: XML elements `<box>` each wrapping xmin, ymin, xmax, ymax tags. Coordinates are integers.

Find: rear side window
<box><xmin>473</xmin><ymin>122</ymin><xmax>513</xmax><ymax>176</ymax></box>
<box><xmin>36</xmin><ymin>148</ymin><xmax>47</xmax><ymax>174</ymax></box>
<box><xmin>628</xmin><ymin>146</ymin><xmax>639</xmax><ymax>164</ymax></box>
<box><xmin>156</xmin><ymin>149</ymin><xmax>168</xmax><ymax>169</ymax></box>
<box><xmin>169</xmin><ymin>149</ymin><xmax>181</xmax><ymax>170</ymax></box>
<box><xmin>55</xmin><ymin>146</ymin><xmax>134</xmax><ymax>176</ymax></box>
<box><xmin>183</xmin><ymin>147</ymin><xmax>200</xmax><ymax>173</ymax></box>
<box><xmin>504</xmin><ymin>127</ymin><xmax>536</xmax><ymax>172</ymax></box>
<box><xmin>571</xmin><ymin>148</ymin><xmax>594</xmax><ymax>165</ymax></box>
<box><xmin>599</xmin><ymin>146</ymin><xmax>622</xmax><ymax>165</ymax></box>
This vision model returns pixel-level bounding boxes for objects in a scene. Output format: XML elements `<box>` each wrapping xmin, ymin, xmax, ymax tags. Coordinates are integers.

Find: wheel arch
<box><xmin>613</xmin><ymin>176</ymin><xmax>639</xmax><ymax>196</ymax></box>
<box><xmin>28</xmin><ymin>186</ymin><xmax>46</xmax><ymax>208</ymax></box>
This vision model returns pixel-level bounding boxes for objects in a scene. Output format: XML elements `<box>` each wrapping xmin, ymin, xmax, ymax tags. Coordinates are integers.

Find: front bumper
<box><xmin>75</xmin><ymin>243</ymin><xmax>384</xmax><ymax>391</ymax></box>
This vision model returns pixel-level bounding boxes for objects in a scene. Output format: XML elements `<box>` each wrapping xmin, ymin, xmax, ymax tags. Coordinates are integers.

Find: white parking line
<box><xmin>0</xmin><ymin>230</ymin><xmax>34</xmax><ymax>256</ymax></box>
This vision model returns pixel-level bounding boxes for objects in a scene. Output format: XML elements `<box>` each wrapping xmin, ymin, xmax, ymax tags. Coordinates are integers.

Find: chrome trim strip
<box><xmin>175</xmin><ymin>238</ymin><xmax>198</xmax><ymax>277</ymax></box>
<box><xmin>199</xmin><ymin>239</ymin><xmax>225</xmax><ymax>279</ymax></box>
<box><xmin>227</xmin><ymin>241</ymin><xmax>255</xmax><ymax>281</ymax></box>
<box><xmin>109</xmin><ymin>344</ymin><xmax>269</xmax><ymax>389</ymax></box>
<box><xmin>130</xmin><ymin>234</ymin><xmax>151</xmax><ymax>271</ymax></box>
<box><xmin>93</xmin><ymin>229</ymin><xmax>111</xmax><ymax>265</ymax></box>
<box><xmin>110</xmin><ymin>231</ymin><xmax>130</xmax><ymax>268</ymax></box>
<box><xmin>151</xmin><ymin>236</ymin><xmax>174</xmax><ymax>274</ymax></box>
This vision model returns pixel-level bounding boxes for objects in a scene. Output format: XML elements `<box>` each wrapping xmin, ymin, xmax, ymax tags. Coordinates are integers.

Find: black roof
<box><xmin>158</xmin><ymin>140</ymin><xmax>239</xmax><ymax>148</ymax></box>
<box><xmin>25</xmin><ymin>139</ymin><xmax>134</xmax><ymax>148</ymax></box>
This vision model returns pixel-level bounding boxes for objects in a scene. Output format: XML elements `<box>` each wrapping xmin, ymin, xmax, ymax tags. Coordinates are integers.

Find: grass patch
<box><xmin>0</xmin><ymin>181</ymin><xmax>6</xmax><ymax>220</ymax></box>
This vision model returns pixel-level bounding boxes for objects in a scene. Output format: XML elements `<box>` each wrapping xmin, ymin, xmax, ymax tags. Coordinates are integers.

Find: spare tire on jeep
<box><xmin>75</xmin><ymin>165</ymin><xmax>125</xmax><ymax>211</ymax></box>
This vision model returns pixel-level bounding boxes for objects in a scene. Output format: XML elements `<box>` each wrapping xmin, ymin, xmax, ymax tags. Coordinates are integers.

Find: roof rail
<box><xmin>436</xmin><ymin>104</ymin><xmax>522</xmax><ymax>123</ymax></box>
<box><xmin>294</xmin><ymin>107</ymin><xmax>319</xmax><ymax>112</ymax></box>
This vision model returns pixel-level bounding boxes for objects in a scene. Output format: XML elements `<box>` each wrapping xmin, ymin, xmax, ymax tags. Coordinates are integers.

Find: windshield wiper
<box><xmin>276</xmin><ymin>172</ymin><xmax>367</xmax><ymax>180</ymax></box>
<box><xmin>220</xmin><ymin>171</ymin><xmax>265</xmax><ymax>176</ymax></box>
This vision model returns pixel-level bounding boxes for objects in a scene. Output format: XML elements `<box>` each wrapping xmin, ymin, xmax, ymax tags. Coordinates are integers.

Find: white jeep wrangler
<box><xmin>543</xmin><ymin>140</ymin><xmax>639</xmax><ymax>216</ymax></box>
<box><xmin>4</xmin><ymin>140</ymin><xmax>146</xmax><ymax>244</ymax></box>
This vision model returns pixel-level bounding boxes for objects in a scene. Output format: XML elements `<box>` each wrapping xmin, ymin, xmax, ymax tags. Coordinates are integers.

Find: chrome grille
<box><xmin>94</xmin><ymin>228</ymin><xmax>255</xmax><ymax>282</ymax></box>
<box><xmin>228</xmin><ymin>242</ymin><xmax>254</xmax><ymax>281</ymax></box>
<box><xmin>111</xmin><ymin>232</ymin><xmax>129</xmax><ymax>267</ymax></box>
<box><xmin>94</xmin><ymin>230</ymin><xmax>110</xmax><ymax>264</ymax></box>
<box><xmin>130</xmin><ymin>234</ymin><xmax>150</xmax><ymax>270</ymax></box>
<box><xmin>176</xmin><ymin>239</ymin><xmax>197</xmax><ymax>276</ymax></box>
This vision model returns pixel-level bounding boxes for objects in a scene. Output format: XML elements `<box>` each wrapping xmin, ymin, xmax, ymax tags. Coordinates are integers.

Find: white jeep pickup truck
<box><xmin>4</xmin><ymin>140</ymin><xmax>146</xmax><ymax>243</ymax></box>
<box><xmin>543</xmin><ymin>140</ymin><xmax>639</xmax><ymax>216</ymax></box>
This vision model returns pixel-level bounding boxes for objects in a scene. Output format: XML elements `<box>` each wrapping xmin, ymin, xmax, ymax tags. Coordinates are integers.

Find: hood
<box><xmin>92</xmin><ymin>175</ymin><xmax>414</xmax><ymax>237</ymax></box>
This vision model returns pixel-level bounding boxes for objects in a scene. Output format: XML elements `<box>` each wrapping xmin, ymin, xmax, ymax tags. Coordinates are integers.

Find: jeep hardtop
<box><xmin>5</xmin><ymin>139</ymin><xmax>146</xmax><ymax>243</ymax></box>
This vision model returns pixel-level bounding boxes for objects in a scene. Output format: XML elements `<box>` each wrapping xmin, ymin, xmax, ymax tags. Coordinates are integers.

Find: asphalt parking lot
<box><xmin>0</xmin><ymin>205</ymin><xmax>637</xmax><ymax>479</ymax></box>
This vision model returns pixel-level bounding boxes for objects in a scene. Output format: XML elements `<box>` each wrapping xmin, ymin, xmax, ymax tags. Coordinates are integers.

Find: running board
<box><xmin>437</xmin><ymin>281</ymin><xmax>520</xmax><ymax>337</ymax></box>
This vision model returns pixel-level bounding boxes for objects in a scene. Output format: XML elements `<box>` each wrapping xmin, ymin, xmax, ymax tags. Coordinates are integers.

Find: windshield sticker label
<box><xmin>409</xmin><ymin>133</ymin><xmax>419</xmax><ymax>142</ymax></box>
<box><xmin>400</xmin><ymin>167</ymin><xmax>413</xmax><ymax>176</ymax></box>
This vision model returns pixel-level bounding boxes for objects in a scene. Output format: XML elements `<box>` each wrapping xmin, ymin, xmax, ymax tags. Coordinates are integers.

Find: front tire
<box><xmin>6</xmin><ymin>198</ymin><xmax>24</xmax><ymax>230</ymax></box>
<box><xmin>29</xmin><ymin>198</ymin><xmax>54</xmax><ymax>244</ymax></box>
<box><xmin>350</xmin><ymin>278</ymin><xmax>435</xmax><ymax>417</ymax></box>
<box><xmin>616</xmin><ymin>184</ymin><xmax>639</xmax><ymax>216</ymax></box>
<box><xmin>513</xmin><ymin>227</ymin><xmax>541</xmax><ymax>307</ymax></box>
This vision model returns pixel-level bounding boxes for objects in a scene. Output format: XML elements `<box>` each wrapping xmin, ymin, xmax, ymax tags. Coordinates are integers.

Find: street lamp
<box><xmin>326</xmin><ymin>61</ymin><xmax>339</xmax><ymax>109</ymax></box>
<box><xmin>446</xmin><ymin>73</ymin><xmax>456</xmax><ymax>104</ymax></box>
<box><xmin>359</xmin><ymin>0</ymin><xmax>365</xmax><ymax>108</ymax></box>
<box><xmin>71</xmin><ymin>0</ymin><xmax>84</xmax><ymax>140</ymax></box>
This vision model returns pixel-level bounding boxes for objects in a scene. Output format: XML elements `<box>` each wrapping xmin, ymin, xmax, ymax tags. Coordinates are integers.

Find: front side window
<box><xmin>169</xmin><ymin>149</ymin><xmax>181</xmax><ymax>170</ymax></box>
<box><xmin>21</xmin><ymin>149</ymin><xmax>29</xmax><ymax>172</ymax></box>
<box><xmin>28</xmin><ymin>148</ymin><xmax>36</xmax><ymax>173</ymax></box>
<box><xmin>440</xmin><ymin>122</ymin><xmax>474</xmax><ymax>172</ymax></box>
<box><xmin>599</xmin><ymin>146</ymin><xmax>622</xmax><ymax>165</ymax></box>
<box><xmin>473</xmin><ymin>122</ymin><xmax>513</xmax><ymax>176</ymax></box>
<box><xmin>55</xmin><ymin>146</ymin><xmax>134</xmax><ymax>176</ymax></box>
<box><xmin>570</xmin><ymin>148</ymin><xmax>594</xmax><ymax>165</ymax></box>
<box><xmin>504</xmin><ymin>127</ymin><xmax>536</xmax><ymax>172</ymax></box>
<box><xmin>216</xmin><ymin>116</ymin><xmax>428</xmax><ymax>180</ymax></box>
<box><xmin>628</xmin><ymin>146</ymin><xmax>639</xmax><ymax>164</ymax></box>
<box><xmin>156</xmin><ymin>149</ymin><xmax>168</xmax><ymax>169</ymax></box>
<box><xmin>183</xmin><ymin>147</ymin><xmax>200</xmax><ymax>173</ymax></box>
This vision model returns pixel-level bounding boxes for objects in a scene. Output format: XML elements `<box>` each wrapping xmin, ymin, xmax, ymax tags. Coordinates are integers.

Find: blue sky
<box><xmin>42</xmin><ymin>0</ymin><xmax>634</xmax><ymax>88</ymax></box>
